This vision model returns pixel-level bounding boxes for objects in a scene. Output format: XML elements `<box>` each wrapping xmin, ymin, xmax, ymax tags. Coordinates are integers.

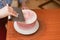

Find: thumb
<box><xmin>6</xmin><ymin>4</ymin><xmax>9</xmax><ymax>7</ymax></box>
<box><xmin>5</xmin><ymin>4</ymin><xmax>9</xmax><ymax>10</ymax></box>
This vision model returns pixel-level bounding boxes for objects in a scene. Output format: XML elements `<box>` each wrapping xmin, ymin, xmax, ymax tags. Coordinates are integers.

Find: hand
<box><xmin>0</xmin><ymin>4</ymin><xmax>18</xmax><ymax>18</ymax></box>
<box><xmin>8</xmin><ymin>5</ymin><xmax>18</xmax><ymax>17</ymax></box>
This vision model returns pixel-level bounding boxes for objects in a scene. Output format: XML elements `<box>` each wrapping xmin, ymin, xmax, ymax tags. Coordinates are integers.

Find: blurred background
<box><xmin>11</xmin><ymin>0</ymin><xmax>60</xmax><ymax>9</ymax></box>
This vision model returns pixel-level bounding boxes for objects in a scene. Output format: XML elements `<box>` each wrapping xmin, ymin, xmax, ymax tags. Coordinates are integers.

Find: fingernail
<box><xmin>6</xmin><ymin>4</ymin><xmax>8</xmax><ymax>6</ymax></box>
<box><xmin>16</xmin><ymin>14</ymin><xmax>19</xmax><ymax>17</ymax></box>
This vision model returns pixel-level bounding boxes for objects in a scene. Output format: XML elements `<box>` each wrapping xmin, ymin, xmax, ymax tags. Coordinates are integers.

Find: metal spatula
<box><xmin>8</xmin><ymin>7</ymin><xmax>25</xmax><ymax>22</ymax></box>
<box><xmin>11</xmin><ymin>7</ymin><xmax>25</xmax><ymax>22</ymax></box>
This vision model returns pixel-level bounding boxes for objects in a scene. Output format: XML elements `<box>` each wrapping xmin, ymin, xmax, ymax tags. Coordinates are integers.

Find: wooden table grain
<box><xmin>7</xmin><ymin>9</ymin><xmax>60</xmax><ymax>40</ymax></box>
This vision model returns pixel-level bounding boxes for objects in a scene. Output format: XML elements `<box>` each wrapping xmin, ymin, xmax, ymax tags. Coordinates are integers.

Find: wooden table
<box><xmin>7</xmin><ymin>9</ymin><xmax>60</xmax><ymax>40</ymax></box>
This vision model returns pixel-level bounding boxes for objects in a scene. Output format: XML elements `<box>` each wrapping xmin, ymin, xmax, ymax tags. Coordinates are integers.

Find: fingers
<box><xmin>9</xmin><ymin>7</ymin><xmax>18</xmax><ymax>17</ymax></box>
<box><xmin>10</xmin><ymin>11</ymin><xmax>18</xmax><ymax>17</ymax></box>
<box><xmin>5</xmin><ymin>5</ymin><xmax>18</xmax><ymax>17</ymax></box>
